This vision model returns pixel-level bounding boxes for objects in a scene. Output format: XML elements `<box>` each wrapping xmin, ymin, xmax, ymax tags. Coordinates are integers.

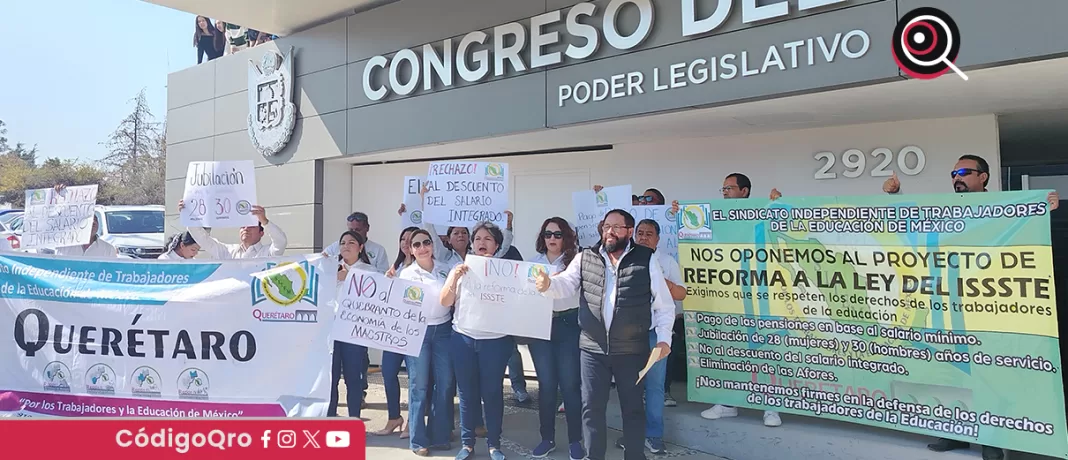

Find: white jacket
<box><xmin>188</xmin><ymin>222</ymin><xmax>288</xmax><ymax>259</ymax></box>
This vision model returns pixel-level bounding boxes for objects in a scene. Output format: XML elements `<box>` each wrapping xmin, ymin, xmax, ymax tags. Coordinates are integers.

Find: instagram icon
<box><xmin>277</xmin><ymin>430</ymin><xmax>297</xmax><ymax>449</ymax></box>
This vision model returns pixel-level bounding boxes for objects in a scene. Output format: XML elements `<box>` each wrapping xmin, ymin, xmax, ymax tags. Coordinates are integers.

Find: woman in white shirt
<box><xmin>327</xmin><ymin>231</ymin><xmax>372</xmax><ymax>419</ymax></box>
<box><xmin>441</xmin><ymin>222</ymin><xmax>514</xmax><ymax>460</ymax></box>
<box><xmin>157</xmin><ymin>232</ymin><xmax>200</xmax><ymax>260</ymax></box>
<box><xmin>525</xmin><ymin>217</ymin><xmax>585</xmax><ymax>460</ymax></box>
<box><xmin>372</xmin><ymin>225</ymin><xmax>419</xmax><ymax>439</ymax></box>
<box><xmin>397</xmin><ymin>228</ymin><xmax>455</xmax><ymax>456</ymax></box>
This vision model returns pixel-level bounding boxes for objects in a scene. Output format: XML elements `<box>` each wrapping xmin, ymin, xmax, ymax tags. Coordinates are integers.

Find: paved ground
<box><xmin>342</xmin><ymin>372</ymin><xmax>1056</xmax><ymax>460</ymax></box>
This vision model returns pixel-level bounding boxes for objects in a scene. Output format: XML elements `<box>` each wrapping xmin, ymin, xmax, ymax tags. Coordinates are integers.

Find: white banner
<box><xmin>181</xmin><ymin>161</ymin><xmax>259</xmax><ymax>228</ymax></box>
<box><xmin>332</xmin><ymin>267</ymin><xmax>428</xmax><ymax>357</ymax></box>
<box><xmin>21</xmin><ymin>185</ymin><xmax>98</xmax><ymax>249</ymax></box>
<box><xmin>626</xmin><ymin>204</ymin><xmax>679</xmax><ymax>260</ymax></box>
<box><xmin>424</xmin><ymin>162</ymin><xmax>509</xmax><ymax>228</ymax></box>
<box><xmin>400</xmin><ymin>176</ymin><xmax>426</xmax><ymax>229</ymax></box>
<box><xmin>456</xmin><ymin>255</ymin><xmax>552</xmax><ymax>340</ymax></box>
<box><xmin>572</xmin><ymin>185</ymin><xmax>632</xmax><ymax>248</ymax></box>
<box><xmin>0</xmin><ymin>253</ymin><xmax>334</xmax><ymax>417</ymax></box>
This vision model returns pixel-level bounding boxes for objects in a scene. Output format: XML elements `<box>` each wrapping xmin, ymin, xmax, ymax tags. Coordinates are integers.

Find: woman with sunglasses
<box><xmin>524</xmin><ymin>218</ymin><xmax>585</xmax><ymax>460</ymax></box>
<box><xmin>372</xmin><ymin>226</ymin><xmax>421</xmax><ymax>438</ymax></box>
<box><xmin>440</xmin><ymin>221</ymin><xmax>515</xmax><ymax>460</ymax></box>
<box><xmin>397</xmin><ymin>229</ymin><xmax>456</xmax><ymax>456</ymax></box>
<box><xmin>328</xmin><ymin>231</ymin><xmax>373</xmax><ymax>418</ymax></box>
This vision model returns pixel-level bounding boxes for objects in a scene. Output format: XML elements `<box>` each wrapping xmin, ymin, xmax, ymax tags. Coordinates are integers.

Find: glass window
<box><xmin>104</xmin><ymin>210</ymin><xmax>165</xmax><ymax>234</ymax></box>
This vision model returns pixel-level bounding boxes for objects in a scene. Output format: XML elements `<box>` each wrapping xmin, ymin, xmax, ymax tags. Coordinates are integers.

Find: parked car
<box><xmin>95</xmin><ymin>205</ymin><xmax>167</xmax><ymax>259</ymax></box>
<box><xmin>0</xmin><ymin>219</ymin><xmax>20</xmax><ymax>251</ymax></box>
<box><xmin>0</xmin><ymin>210</ymin><xmax>22</xmax><ymax>231</ymax></box>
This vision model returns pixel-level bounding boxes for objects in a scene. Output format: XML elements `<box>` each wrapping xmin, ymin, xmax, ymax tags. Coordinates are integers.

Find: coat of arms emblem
<box><xmin>247</xmin><ymin>47</ymin><xmax>296</xmax><ymax>157</ymax></box>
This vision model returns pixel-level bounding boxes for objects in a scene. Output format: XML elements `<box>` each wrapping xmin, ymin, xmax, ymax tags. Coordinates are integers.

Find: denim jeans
<box><xmin>508</xmin><ymin>345</ymin><xmax>527</xmax><ymax>393</ymax></box>
<box><xmin>528</xmin><ymin>310</ymin><xmax>583</xmax><ymax>445</ymax></box>
<box><xmin>328</xmin><ymin>341</ymin><xmax>367</xmax><ymax>418</ymax></box>
<box><xmin>407</xmin><ymin>322</ymin><xmax>455</xmax><ymax>450</ymax></box>
<box><xmin>451</xmin><ymin>332</ymin><xmax>514</xmax><ymax>449</ymax></box>
<box><xmin>644</xmin><ymin>331</ymin><xmax>667</xmax><ymax>439</ymax></box>
<box><xmin>381</xmin><ymin>351</ymin><xmax>405</xmax><ymax>420</ymax></box>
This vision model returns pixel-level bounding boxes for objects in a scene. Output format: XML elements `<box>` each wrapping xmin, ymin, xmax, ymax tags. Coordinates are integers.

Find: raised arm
<box><xmin>415</xmin><ymin>184</ymin><xmax>453</xmax><ymax>261</ymax></box>
<box><xmin>179</xmin><ymin>200</ymin><xmax>231</xmax><ymax>259</ymax></box>
<box><xmin>263</xmin><ymin>221</ymin><xmax>288</xmax><ymax>256</ymax></box>
<box><xmin>250</xmin><ymin>205</ymin><xmax>288</xmax><ymax>256</ymax></box>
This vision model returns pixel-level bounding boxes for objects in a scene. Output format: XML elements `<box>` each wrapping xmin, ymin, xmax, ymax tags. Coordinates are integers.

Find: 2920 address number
<box><xmin>814</xmin><ymin>146</ymin><xmax>926</xmax><ymax>180</ymax></box>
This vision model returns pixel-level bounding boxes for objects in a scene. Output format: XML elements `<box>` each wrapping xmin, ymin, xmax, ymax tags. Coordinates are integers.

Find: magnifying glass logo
<box><xmin>892</xmin><ymin>7</ymin><xmax>967</xmax><ymax>81</ymax></box>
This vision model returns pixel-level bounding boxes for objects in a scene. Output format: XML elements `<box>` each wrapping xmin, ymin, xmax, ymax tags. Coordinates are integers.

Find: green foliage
<box><xmin>0</xmin><ymin>88</ymin><xmax>165</xmax><ymax>208</ymax></box>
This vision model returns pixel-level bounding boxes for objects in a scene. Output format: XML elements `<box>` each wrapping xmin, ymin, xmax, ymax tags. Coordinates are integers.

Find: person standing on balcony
<box><xmin>220</xmin><ymin>22</ymin><xmax>249</xmax><ymax>55</ymax></box>
<box><xmin>194</xmin><ymin>16</ymin><xmax>222</xmax><ymax>63</ymax></box>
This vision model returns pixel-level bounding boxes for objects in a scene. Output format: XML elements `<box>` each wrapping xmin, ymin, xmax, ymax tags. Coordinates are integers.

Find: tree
<box><xmin>0</xmin><ymin>155</ymin><xmax>111</xmax><ymax>207</ymax></box>
<box><xmin>0</xmin><ymin>120</ymin><xmax>37</xmax><ymax>167</ymax></box>
<box><xmin>99</xmin><ymin>88</ymin><xmax>165</xmax><ymax>205</ymax></box>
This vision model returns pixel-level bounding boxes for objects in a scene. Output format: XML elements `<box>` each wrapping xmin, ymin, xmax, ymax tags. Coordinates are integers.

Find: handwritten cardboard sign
<box><xmin>332</xmin><ymin>267</ymin><xmax>428</xmax><ymax>357</ymax></box>
<box><xmin>456</xmin><ymin>255</ymin><xmax>553</xmax><ymax>340</ymax></box>
<box><xmin>423</xmin><ymin>161</ymin><xmax>509</xmax><ymax>228</ymax></box>
<box><xmin>21</xmin><ymin>185</ymin><xmax>98</xmax><ymax>249</ymax></box>
<box><xmin>181</xmin><ymin>161</ymin><xmax>258</xmax><ymax>228</ymax></box>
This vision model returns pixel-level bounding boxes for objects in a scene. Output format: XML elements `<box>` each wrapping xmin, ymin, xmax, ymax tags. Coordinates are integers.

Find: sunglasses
<box><xmin>411</xmin><ymin>239</ymin><xmax>433</xmax><ymax>248</ymax></box>
<box><xmin>636</xmin><ymin>195</ymin><xmax>655</xmax><ymax>203</ymax></box>
<box><xmin>950</xmin><ymin>168</ymin><xmax>980</xmax><ymax>179</ymax></box>
<box><xmin>543</xmin><ymin>231</ymin><xmax>564</xmax><ymax>239</ymax></box>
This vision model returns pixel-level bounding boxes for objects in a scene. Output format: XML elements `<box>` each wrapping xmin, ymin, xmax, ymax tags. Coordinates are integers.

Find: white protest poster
<box><xmin>400</xmin><ymin>176</ymin><xmax>426</xmax><ymax>229</ymax></box>
<box><xmin>572</xmin><ymin>185</ymin><xmax>631</xmax><ymax>248</ymax></box>
<box><xmin>627</xmin><ymin>204</ymin><xmax>679</xmax><ymax>260</ymax></box>
<box><xmin>332</xmin><ymin>267</ymin><xmax>428</xmax><ymax>357</ymax></box>
<box><xmin>456</xmin><ymin>255</ymin><xmax>552</xmax><ymax>340</ymax></box>
<box><xmin>0</xmin><ymin>253</ymin><xmax>334</xmax><ymax>417</ymax></box>
<box><xmin>21</xmin><ymin>185</ymin><xmax>98</xmax><ymax>249</ymax></box>
<box><xmin>181</xmin><ymin>161</ymin><xmax>258</xmax><ymax>228</ymax></box>
<box><xmin>423</xmin><ymin>162</ymin><xmax>509</xmax><ymax>228</ymax></box>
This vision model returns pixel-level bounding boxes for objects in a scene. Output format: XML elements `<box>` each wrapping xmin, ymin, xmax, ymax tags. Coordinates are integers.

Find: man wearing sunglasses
<box><xmin>324</xmin><ymin>212</ymin><xmax>390</xmax><ymax>274</ymax></box>
<box><xmin>595</xmin><ymin>186</ymin><xmax>666</xmax><ymax>207</ymax></box>
<box><xmin>535</xmin><ymin>209</ymin><xmax>676</xmax><ymax>460</ymax></box>
<box><xmin>671</xmin><ymin>173</ymin><xmax>783</xmax><ymax>427</ymax></box>
<box><xmin>885</xmin><ymin>154</ymin><xmax>1057</xmax><ymax>460</ymax></box>
<box><xmin>884</xmin><ymin>154</ymin><xmax>1060</xmax><ymax>211</ymax></box>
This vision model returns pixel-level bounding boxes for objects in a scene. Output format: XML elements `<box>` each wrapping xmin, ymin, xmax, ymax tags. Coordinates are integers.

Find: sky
<box><xmin>0</xmin><ymin>0</ymin><xmax>196</xmax><ymax>162</ymax></box>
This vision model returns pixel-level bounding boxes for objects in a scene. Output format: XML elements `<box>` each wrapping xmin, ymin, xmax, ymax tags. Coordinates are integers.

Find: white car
<box><xmin>94</xmin><ymin>205</ymin><xmax>167</xmax><ymax>259</ymax></box>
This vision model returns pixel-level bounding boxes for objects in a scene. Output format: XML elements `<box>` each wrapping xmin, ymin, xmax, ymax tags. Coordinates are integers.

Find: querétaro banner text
<box><xmin>0</xmin><ymin>253</ymin><xmax>335</xmax><ymax>418</ymax></box>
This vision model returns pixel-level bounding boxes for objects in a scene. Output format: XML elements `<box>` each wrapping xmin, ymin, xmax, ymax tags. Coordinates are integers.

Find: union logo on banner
<box><xmin>251</xmin><ymin>260</ymin><xmax>320</xmax><ymax>323</ymax></box>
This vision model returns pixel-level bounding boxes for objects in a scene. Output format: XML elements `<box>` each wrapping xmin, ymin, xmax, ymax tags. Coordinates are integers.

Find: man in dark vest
<box><xmin>535</xmin><ymin>209</ymin><xmax>675</xmax><ymax>460</ymax></box>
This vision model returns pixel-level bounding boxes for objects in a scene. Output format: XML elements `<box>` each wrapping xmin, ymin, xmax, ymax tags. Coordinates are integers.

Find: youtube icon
<box><xmin>326</xmin><ymin>431</ymin><xmax>350</xmax><ymax>448</ymax></box>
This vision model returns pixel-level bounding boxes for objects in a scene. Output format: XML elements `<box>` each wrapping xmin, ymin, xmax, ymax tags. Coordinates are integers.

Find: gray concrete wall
<box><xmin>164</xmin><ymin>18</ymin><xmax>350</xmax><ymax>252</ymax></box>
